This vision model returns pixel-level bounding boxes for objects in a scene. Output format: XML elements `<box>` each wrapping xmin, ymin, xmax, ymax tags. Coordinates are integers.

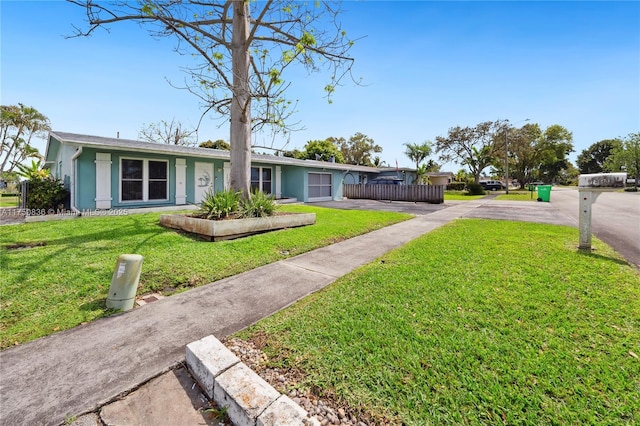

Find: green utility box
<box><xmin>106</xmin><ymin>254</ymin><xmax>143</xmax><ymax>311</ymax></box>
<box><xmin>536</xmin><ymin>185</ymin><xmax>552</xmax><ymax>202</ymax></box>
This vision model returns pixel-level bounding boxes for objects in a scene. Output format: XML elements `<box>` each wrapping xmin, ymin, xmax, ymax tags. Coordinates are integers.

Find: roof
<box><xmin>47</xmin><ymin>131</ymin><xmax>380</xmax><ymax>174</ymax></box>
<box><xmin>427</xmin><ymin>171</ymin><xmax>455</xmax><ymax>177</ymax></box>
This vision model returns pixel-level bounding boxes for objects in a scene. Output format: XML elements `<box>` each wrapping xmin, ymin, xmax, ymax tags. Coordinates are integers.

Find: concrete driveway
<box><xmin>316</xmin><ymin>191</ymin><xmax>639</xmax><ymax>269</ymax></box>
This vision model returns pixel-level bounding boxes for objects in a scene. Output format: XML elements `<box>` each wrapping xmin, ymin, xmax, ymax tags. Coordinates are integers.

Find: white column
<box><xmin>275</xmin><ymin>165</ymin><xmax>282</xmax><ymax>199</ymax></box>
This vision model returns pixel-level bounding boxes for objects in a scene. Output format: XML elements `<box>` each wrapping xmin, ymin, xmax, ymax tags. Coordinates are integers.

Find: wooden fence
<box><xmin>343</xmin><ymin>184</ymin><xmax>444</xmax><ymax>204</ymax></box>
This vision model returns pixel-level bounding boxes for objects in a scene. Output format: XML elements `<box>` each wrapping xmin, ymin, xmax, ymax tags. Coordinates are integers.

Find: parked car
<box><xmin>479</xmin><ymin>180</ymin><xmax>504</xmax><ymax>191</ymax></box>
<box><xmin>366</xmin><ymin>177</ymin><xmax>404</xmax><ymax>185</ymax></box>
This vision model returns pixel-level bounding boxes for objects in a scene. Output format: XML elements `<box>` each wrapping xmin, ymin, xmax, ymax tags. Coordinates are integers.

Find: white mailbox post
<box><xmin>577</xmin><ymin>173</ymin><xmax>626</xmax><ymax>250</ymax></box>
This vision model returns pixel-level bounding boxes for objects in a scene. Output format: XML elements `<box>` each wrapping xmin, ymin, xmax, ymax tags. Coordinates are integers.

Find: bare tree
<box><xmin>70</xmin><ymin>0</ymin><xmax>358</xmax><ymax>196</ymax></box>
<box><xmin>139</xmin><ymin>119</ymin><xmax>197</xmax><ymax>146</ymax></box>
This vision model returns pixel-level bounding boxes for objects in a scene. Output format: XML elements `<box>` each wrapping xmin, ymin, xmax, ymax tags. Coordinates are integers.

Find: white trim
<box><xmin>119</xmin><ymin>157</ymin><xmax>169</xmax><ymax>203</ymax></box>
<box><xmin>275</xmin><ymin>165</ymin><xmax>282</xmax><ymax>199</ymax></box>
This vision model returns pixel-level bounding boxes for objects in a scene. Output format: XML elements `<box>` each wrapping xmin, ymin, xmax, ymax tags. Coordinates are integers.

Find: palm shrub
<box><xmin>240</xmin><ymin>190</ymin><xmax>278</xmax><ymax>218</ymax></box>
<box><xmin>197</xmin><ymin>189</ymin><xmax>241</xmax><ymax>219</ymax></box>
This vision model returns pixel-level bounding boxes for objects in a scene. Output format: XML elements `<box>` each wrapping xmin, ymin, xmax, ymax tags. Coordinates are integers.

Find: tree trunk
<box><xmin>229</xmin><ymin>0</ymin><xmax>252</xmax><ymax>198</ymax></box>
<box><xmin>0</xmin><ymin>123</ymin><xmax>25</xmax><ymax>173</ymax></box>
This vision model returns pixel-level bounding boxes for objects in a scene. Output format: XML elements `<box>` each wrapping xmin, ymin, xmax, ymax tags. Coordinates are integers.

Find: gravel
<box><xmin>222</xmin><ymin>336</ymin><xmax>376</xmax><ymax>426</ymax></box>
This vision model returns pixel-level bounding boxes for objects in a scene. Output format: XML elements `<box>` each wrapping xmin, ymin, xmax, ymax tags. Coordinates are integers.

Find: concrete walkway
<box><xmin>0</xmin><ymin>198</ymin><xmax>588</xmax><ymax>425</ymax></box>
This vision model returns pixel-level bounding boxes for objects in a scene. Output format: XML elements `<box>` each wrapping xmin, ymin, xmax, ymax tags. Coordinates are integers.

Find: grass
<box><xmin>0</xmin><ymin>205</ymin><xmax>411</xmax><ymax>349</ymax></box>
<box><xmin>444</xmin><ymin>191</ymin><xmax>486</xmax><ymax>201</ymax></box>
<box><xmin>239</xmin><ymin>219</ymin><xmax>640</xmax><ymax>425</ymax></box>
<box><xmin>495</xmin><ymin>190</ymin><xmax>538</xmax><ymax>201</ymax></box>
<box><xmin>0</xmin><ymin>196</ymin><xmax>19</xmax><ymax>208</ymax></box>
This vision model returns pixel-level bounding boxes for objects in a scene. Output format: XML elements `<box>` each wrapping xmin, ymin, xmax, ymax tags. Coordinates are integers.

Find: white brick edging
<box><xmin>186</xmin><ymin>335</ymin><xmax>320</xmax><ymax>426</ymax></box>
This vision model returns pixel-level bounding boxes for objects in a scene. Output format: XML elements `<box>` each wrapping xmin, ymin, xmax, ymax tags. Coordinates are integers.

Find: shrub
<box><xmin>465</xmin><ymin>183</ymin><xmax>485</xmax><ymax>195</ymax></box>
<box><xmin>446</xmin><ymin>182</ymin><xmax>466</xmax><ymax>191</ymax></box>
<box><xmin>25</xmin><ymin>177</ymin><xmax>68</xmax><ymax>212</ymax></box>
<box><xmin>240</xmin><ymin>190</ymin><xmax>278</xmax><ymax>218</ymax></box>
<box><xmin>197</xmin><ymin>189</ymin><xmax>241</xmax><ymax>219</ymax></box>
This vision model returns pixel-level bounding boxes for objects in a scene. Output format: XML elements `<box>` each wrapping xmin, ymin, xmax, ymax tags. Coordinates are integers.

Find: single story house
<box><xmin>44</xmin><ymin>131</ymin><xmax>383</xmax><ymax>211</ymax></box>
<box><xmin>374</xmin><ymin>167</ymin><xmax>416</xmax><ymax>185</ymax></box>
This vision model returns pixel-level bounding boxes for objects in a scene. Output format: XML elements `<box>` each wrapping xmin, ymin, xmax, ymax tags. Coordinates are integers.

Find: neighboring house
<box><xmin>44</xmin><ymin>131</ymin><xmax>381</xmax><ymax>211</ymax></box>
<box><xmin>427</xmin><ymin>172</ymin><xmax>455</xmax><ymax>185</ymax></box>
<box><xmin>374</xmin><ymin>167</ymin><xmax>416</xmax><ymax>184</ymax></box>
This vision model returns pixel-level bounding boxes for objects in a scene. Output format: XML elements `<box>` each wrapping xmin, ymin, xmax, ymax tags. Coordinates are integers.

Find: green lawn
<box><xmin>495</xmin><ymin>190</ymin><xmax>538</xmax><ymax>201</ymax></box>
<box><xmin>444</xmin><ymin>191</ymin><xmax>486</xmax><ymax>201</ymax></box>
<box><xmin>239</xmin><ymin>219</ymin><xmax>640</xmax><ymax>425</ymax></box>
<box><xmin>0</xmin><ymin>205</ymin><xmax>411</xmax><ymax>348</ymax></box>
<box><xmin>0</xmin><ymin>196</ymin><xmax>19</xmax><ymax>208</ymax></box>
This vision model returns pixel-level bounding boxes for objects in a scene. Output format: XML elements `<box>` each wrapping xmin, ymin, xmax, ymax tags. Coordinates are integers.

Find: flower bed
<box><xmin>159</xmin><ymin>212</ymin><xmax>316</xmax><ymax>241</ymax></box>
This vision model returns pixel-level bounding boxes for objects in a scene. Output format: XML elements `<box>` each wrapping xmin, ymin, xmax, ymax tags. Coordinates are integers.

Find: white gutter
<box><xmin>70</xmin><ymin>147</ymin><xmax>83</xmax><ymax>213</ymax></box>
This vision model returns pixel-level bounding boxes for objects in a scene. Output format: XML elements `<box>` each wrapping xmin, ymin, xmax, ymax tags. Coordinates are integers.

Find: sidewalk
<box><xmin>0</xmin><ymin>199</ymin><xmax>567</xmax><ymax>425</ymax></box>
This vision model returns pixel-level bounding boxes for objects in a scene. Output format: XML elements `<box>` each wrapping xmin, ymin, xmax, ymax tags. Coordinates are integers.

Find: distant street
<box><xmin>549</xmin><ymin>187</ymin><xmax>640</xmax><ymax>268</ymax></box>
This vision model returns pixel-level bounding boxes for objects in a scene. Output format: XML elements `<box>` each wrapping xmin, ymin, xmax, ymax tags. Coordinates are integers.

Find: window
<box><xmin>148</xmin><ymin>160</ymin><xmax>168</xmax><ymax>200</ymax></box>
<box><xmin>308</xmin><ymin>172</ymin><xmax>332</xmax><ymax>201</ymax></box>
<box><xmin>251</xmin><ymin>167</ymin><xmax>272</xmax><ymax>194</ymax></box>
<box><xmin>121</xmin><ymin>158</ymin><xmax>168</xmax><ymax>202</ymax></box>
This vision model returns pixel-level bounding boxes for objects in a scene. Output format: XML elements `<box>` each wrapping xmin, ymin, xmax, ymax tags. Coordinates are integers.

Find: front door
<box><xmin>194</xmin><ymin>162</ymin><xmax>214</xmax><ymax>203</ymax></box>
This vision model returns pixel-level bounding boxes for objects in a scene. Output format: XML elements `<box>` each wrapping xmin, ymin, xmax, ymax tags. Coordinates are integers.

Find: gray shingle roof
<box><xmin>49</xmin><ymin>131</ymin><xmax>380</xmax><ymax>173</ymax></box>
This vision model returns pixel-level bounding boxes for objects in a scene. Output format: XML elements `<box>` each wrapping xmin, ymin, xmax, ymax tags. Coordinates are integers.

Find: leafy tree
<box><xmin>1</xmin><ymin>104</ymin><xmax>50</xmax><ymax>173</ymax></box>
<box><xmin>556</xmin><ymin>162</ymin><xmax>580</xmax><ymax>186</ymax></box>
<box><xmin>200</xmin><ymin>139</ymin><xmax>231</xmax><ymax>150</ymax></box>
<box><xmin>435</xmin><ymin>121</ymin><xmax>505</xmax><ymax>183</ymax></box>
<box><xmin>337</xmin><ymin>132</ymin><xmax>382</xmax><ymax>166</ymax></box>
<box><xmin>454</xmin><ymin>168</ymin><xmax>473</xmax><ymax>184</ymax></box>
<box><xmin>298</xmin><ymin>139</ymin><xmax>344</xmax><ymax>163</ymax></box>
<box><xmin>605</xmin><ymin>132</ymin><xmax>640</xmax><ymax>190</ymax></box>
<box><xmin>404</xmin><ymin>141</ymin><xmax>433</xmax><ymax>170</ymax></box>
<box><xmin>537</xmin><ymin>124</ymin><xmax>574</xmax><ymax>183</ymax></box>
<box><xmin>493</xmin><ymin>123</ymin><xmax>573</xmax><ymax>188</ymax></box>
<box><xmin>139</xmin><ymin>119</ymin><xmax>196</xmax><ymax>146</ymax></box>
<box><xmin>577</xmin><ymin>139</ymin><xmax>623</xmax><ymax>174</ymax></box>
<box><xmin>71</xmin><ymin>1</ymin><xmax>357</xmax><ymax>197</ymax></box>
<box><xmin>282</xmin><ymin>148</ymin><xmax>305</xmax><ymax>159</ymax></box>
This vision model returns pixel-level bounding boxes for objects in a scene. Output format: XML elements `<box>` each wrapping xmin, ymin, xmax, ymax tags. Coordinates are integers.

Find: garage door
<box><xmin>308</xmin><ymin>172</ymin><xmax>332</xmax><ymax>202</ymax></box>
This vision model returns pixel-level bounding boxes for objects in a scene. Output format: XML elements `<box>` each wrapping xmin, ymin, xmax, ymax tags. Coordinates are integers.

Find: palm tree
<box><xmin>15</xmin><ymin>159</ymin><xmax>50</xmax><ymax>180</ymax></box>
<box><xmin>1</xmin><ymin>104</ymin><xmax>50</xmax><ymax>172</ymax></box>
<box><xmin>404</xmin><ymin>141</ymin><xmax>433</xmax><ymax>170</ymax></box>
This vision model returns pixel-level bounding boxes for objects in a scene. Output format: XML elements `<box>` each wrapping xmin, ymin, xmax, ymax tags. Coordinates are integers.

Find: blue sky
<box><xmin>2</xmin><ymin>1</ymin><xmax>639</xmax><ymax>170</ymax></box>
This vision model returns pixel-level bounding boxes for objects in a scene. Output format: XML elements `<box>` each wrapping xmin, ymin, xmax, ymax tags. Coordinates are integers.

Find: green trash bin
<box><xmin>536</xmin><ymin>185</ymin><xmax>552</xmax><ymax>202</ymax></box>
